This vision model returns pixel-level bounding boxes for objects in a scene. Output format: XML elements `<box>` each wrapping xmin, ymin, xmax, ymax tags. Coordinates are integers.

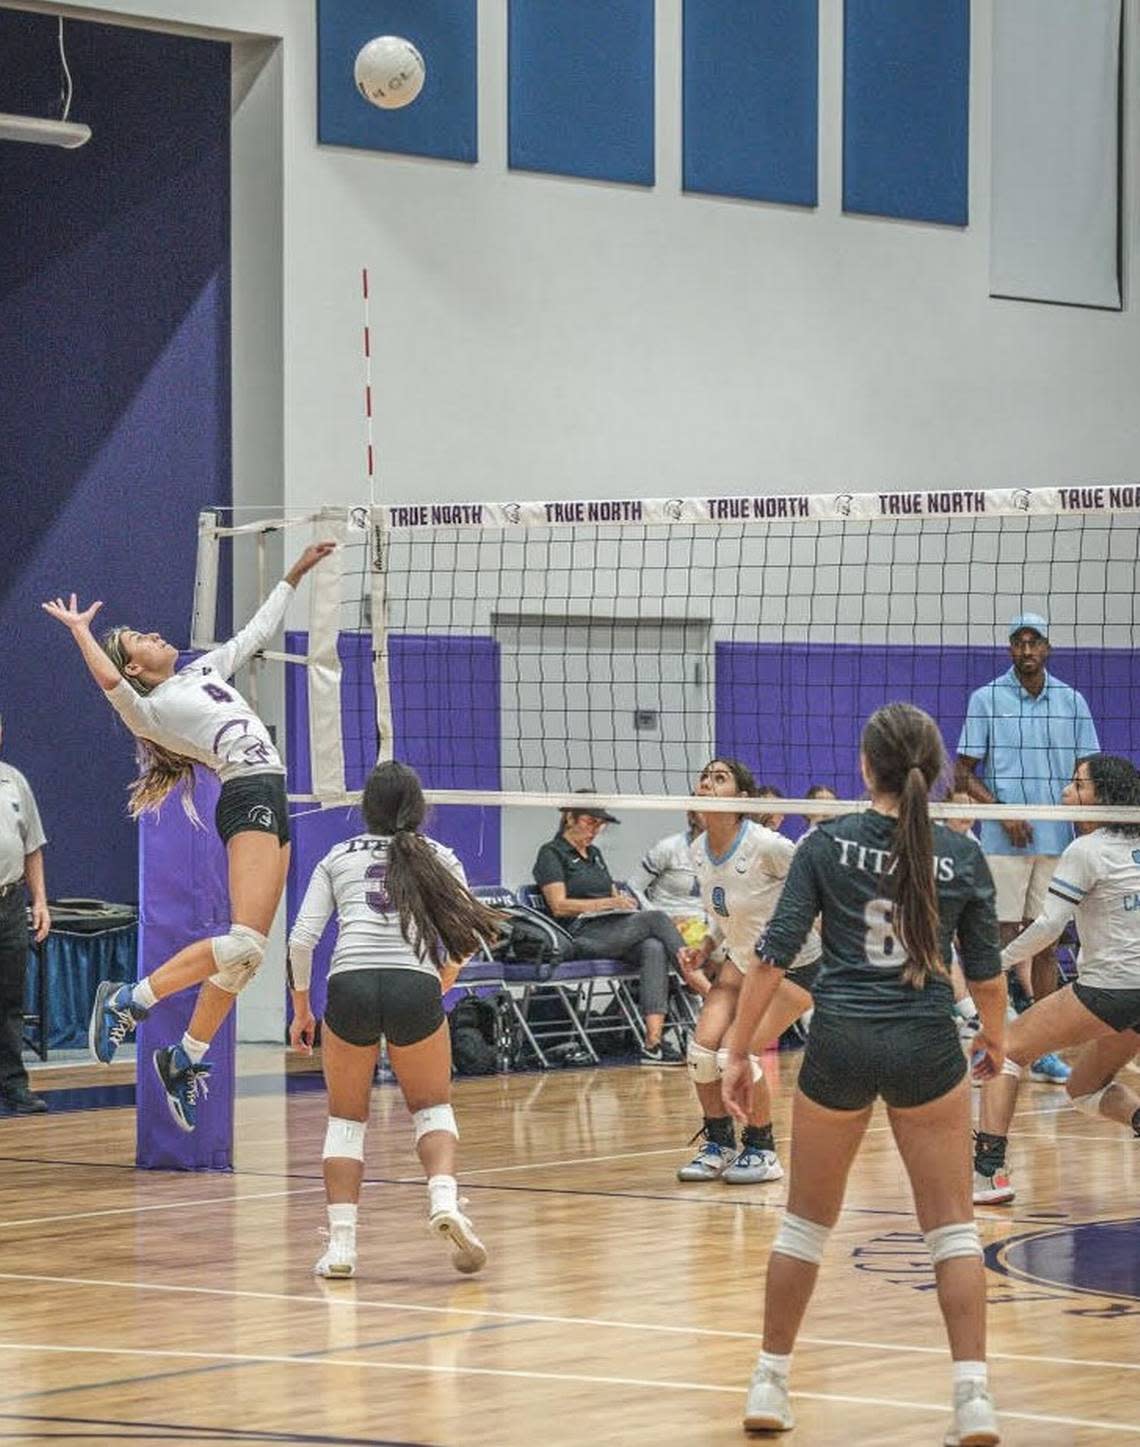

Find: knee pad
<box><xmin>688</xmin><ymin>1040</ymin><xmax>721</xmax><ymax>1084</ymax></box>
<box><xmin>1070</xmin><ymin>1086</ymin><xmax>1108</xmax><ymax>1118</ymax></box>
<box><xmin>925</xmin><ymin>1221</ymin><xmax>982</xmax><ymax>1266</ymax></box>
<box><xmin>209</xmin><ymin>924</ymin><xmax>267</xmax><ymax>994</ymax></box>
<box><xmin>1001</xmin><ymin>1058</ymin><xmax>1022</xmax><ymax>1080</ymax></box>
<box><xmin>716</xmin><ymin>1046</ymin><xmax>763</xmax><ymax>1082</ymax></box>
<box><xmin>323</xmin><ymin>1116</ymin><xmax>366</xmax><ymax>1162</ymax></box>
<box><xmin>413</xmin><ymin>1104</ymin><xmax>458</xmax><ymax>1144</ymax></box>
<box><xmin>772</xmin><ymin>1212</ymin><xmax>830</xmax><ymax>1265</ymax></box>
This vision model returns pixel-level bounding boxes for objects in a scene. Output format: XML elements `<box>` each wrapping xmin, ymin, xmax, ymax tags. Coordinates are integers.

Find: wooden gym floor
<box><xmin>0</xmin><ymin>1046</ymin><xmax>1136</xmax><ymax>1445</ymax></box>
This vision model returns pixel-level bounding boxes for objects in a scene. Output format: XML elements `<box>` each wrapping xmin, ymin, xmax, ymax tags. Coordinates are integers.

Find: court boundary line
<box><xmin>0</xmin><ymin>1271</ymin><xmax>1135</xmax><ymax>1373</ymax></box>
<box><xmin>0</xmin><ymin>1340</ymin><xmax>1130</xmax><ymax>1435</ymax></box>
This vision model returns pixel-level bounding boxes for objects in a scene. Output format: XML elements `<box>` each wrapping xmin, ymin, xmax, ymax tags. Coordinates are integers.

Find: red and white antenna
<box><xmin>361</xmin><ymin>266</ymin><xmax>376</xmax><ymax>508</ymax></box>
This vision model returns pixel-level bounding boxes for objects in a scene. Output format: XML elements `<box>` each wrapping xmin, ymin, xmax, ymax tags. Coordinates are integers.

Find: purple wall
<box><xmin>716</xmin><ymin>642</ymin><xmax>1140</xmax><ymax>822</ymax></box>
<box><xmin>0</xmin><ymin>12</ymin><xmax>231</xmax><ymax>903</ymax></box>
<box><xmin>285</xmin><ymin>632</ymin><xmax>501</xmax><ymax>1016</ymax></box>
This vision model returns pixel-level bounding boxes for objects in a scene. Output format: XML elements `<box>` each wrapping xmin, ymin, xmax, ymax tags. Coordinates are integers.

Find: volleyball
<box><xmin>354</xmin><ymin>35</ymin><xmax>426</xmax><ymax>111</ymax></box>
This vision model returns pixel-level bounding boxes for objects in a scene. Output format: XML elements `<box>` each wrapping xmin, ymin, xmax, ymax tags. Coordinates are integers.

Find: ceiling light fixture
<box><xmin>0</xmin><ymin>17</ymin><xmax>91</xmax><ymax>149</ymax></box>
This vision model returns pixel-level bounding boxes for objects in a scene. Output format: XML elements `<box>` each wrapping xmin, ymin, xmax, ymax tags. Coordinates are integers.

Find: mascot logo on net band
<box><xmin>502</xmin><ymin>502</ymin><xmax>522</xmax><ymax>526</ymax></box>
<box><xmin>664</xmin><ymin>499</ymin><xmax>685</xmax><ymax>522</ymax></box>
<box><xmin>833</xmin><ymin>492</ymin><xmax>854</xmax><ymax>518</ymax></box>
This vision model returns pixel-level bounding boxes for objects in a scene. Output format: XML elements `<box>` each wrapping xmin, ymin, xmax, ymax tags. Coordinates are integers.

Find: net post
<box><xmin>370</xmin><ymin>505</ymin><xmax>394</xmax><ymax>763</ymax></box>
<box><xmin>308</xmin><ymin>507</ymin><xmax>349</xmax><ymax>800</ymax></box>
<box><xmin>190</xmin><ymin>509</ymin><xmax>221</xmax><ymax>650</ymax></box>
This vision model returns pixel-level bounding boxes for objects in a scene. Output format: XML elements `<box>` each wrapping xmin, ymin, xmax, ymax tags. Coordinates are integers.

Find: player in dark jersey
<box><xmin>721</xmin><ymin>703</ymin><xmax>1007</xmax><ymax>1447</ymax></box>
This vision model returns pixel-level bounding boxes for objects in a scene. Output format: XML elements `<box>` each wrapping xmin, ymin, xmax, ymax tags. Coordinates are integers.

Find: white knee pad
<box><xmin>925</xmin><ymin>1221</ymin><xmax>982</xmax><ymax>1266</ymax></box>
<box><xmin>1000</xmin><ymin>1058</ymin><xmax>1022</xmax><ymax>1080</ymax></box>
<box><xmin>715</xmin><ymin>1047</ymin><xmax>763</xmax><ymax>1082</ymax></box>
<box><xmin>323</xmin><ymin>1116</ymin><xmax>366</xmax><ymax>1162</ymax></box>
<box><xmin>772</xmin><ymin>1212</ymin><xmax>830</xmax><ymax>1265</ymax></box>
<box><xmin>1070</xmin><ymin>1086</ymin><xmax>1109</xmax><ymax>1118</ymax></box>
<box><xmin>413</xmin><ymin>1104</ymin><xmax>458</xmax><ymax>1144</ymax></box>
<box><xmin>209</xmin><ymin>924</ymin><xmax>267</xmax><ymax>994</ymax></box>
<box><xmin>688</xmin><ymin>1040</ymin><xmax>721</xmax><ymax>1084</ymax></box>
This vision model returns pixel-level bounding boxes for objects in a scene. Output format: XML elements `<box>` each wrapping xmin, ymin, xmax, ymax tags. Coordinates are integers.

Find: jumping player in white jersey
<box><xmin>288</xmin><ymin>760</ymin><xmax>504</xmax><ymax>1279</ymax></box>
<box><xmin>974</xmin><ymin>754</ymin><xmax>1140</xmax><ymax>1204</ymax></box>
<box><xmin>42</xmin><ymin>542</ymin><xmax>334</xmax><ymax>1129</ymax></box>
<box><xmin>676</xmin><ymin>758</ymin><xmax>821</xmax><ymax>1186</ymax></box>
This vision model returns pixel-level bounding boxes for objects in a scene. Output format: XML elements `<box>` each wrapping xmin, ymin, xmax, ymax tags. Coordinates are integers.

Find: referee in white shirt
<box><xmin>0</xmin><ymin>715</ymin><xmax>50</xmax><ymax>1114</ymax></box>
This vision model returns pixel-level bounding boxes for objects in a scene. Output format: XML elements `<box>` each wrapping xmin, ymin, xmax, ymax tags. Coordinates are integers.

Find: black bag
<box><xmin>449</xmin><ymin>996</ymin><xmax>499</xmax><ymax>1075</ymax></box>
<box><xmin>492</xmin><ymin>906</ymin><xmax>574</xmax><ymax>976</ymax></box>
<box><xmin>449</xmin><ymin>990</ymin><xmax>520</xmax><ymax>1075</ymax></box>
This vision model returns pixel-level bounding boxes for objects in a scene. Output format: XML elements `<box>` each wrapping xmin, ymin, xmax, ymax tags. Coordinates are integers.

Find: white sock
<box><xmin>952</xmin><ymin>1360</ymin><xmax>987</xmax><ymax>1389</ymax></box>
<box><xmin>327</xmin><ymin>1202</ymin><xmax>357</xmax><ymax>1231</ymax></box>
<box><xmin>132</xmin><ymin>978</ymin><xmax>158</xmax><ymax>1010</ymax></box>
<box><xmin>428</xmin><ymin>1174</ymin><xmax>458</xmax><ymax>1217</ymax></box>
<box><xmin>180</xmin><ymin>1033</ymin><xmax>209</xmax><ymax>1065</ymax></box>
<box><xmin>759</xmin><ymin>1350</ymin><xmax>792</xmax><ymax>1381</ymax></box>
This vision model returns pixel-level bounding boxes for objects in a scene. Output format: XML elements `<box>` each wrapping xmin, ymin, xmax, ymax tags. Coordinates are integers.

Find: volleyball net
<box><xmin>190</xmin><ymin>483</ymin><xmax>1140</xmax><ymax>831</ymax></box>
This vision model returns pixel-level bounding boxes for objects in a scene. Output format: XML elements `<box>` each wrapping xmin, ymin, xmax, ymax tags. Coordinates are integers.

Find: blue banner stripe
<box><xmin>843</xmin><ymin>0</ymin><xmax>969</xmax><ymax>225</ymax></box>
<box><xmin>317</xmin><ymin>0</ymin><xmax>477</xmax><ymax>162</ymax></box>
<box><xmin>683</xmin><ymin>0</ymin><xmax>818</xmax><ymax>206</ymax></box>
<box><xmin>508</xmin><ymin>0</ymin><xmax>654</xmax><ymax>185</ymax></box>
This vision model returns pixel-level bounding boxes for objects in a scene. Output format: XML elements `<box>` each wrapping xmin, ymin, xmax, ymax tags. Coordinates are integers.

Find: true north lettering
<box><xmin>877</xmin><ymin>492</ymin><xmax>986</xmax><ymax>516</ymax></box>
<box><xmin>543</xmin><ymin>501</ymin><xmax>645</xmax><ymax>523</ymax></box>
<box><xmin>707</xmin><ymin>496</ymin><xmax>810</xmax><ymax>520</ymax></box>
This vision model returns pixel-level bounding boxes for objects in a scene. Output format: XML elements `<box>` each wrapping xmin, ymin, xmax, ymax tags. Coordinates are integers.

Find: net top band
<box><xmin>359</xmin><ymin>482</ymin><xmax>1140</xmax><ymax>533</ymax></box>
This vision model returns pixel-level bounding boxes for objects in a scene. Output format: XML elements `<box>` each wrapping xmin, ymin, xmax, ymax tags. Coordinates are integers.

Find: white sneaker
<box><xmin>723</xmin><ymin>1147</ymin><xmax>784</xmax><ymax>1185</ymax></box>
<box><xmin>973</xmin><ymin>1168</ymin><xmax>1015</xmax><ymax>1205</ymax></box>
<box><xmin>943</xmin><ymin>1382</ymin><xmax>1000</xmax><ymax>1445</ymax></box>
<box><xmin>742</xmin><ymin>1365</ymin><xmax>794</xmax><ymax>1432</ymax></box>
<box><xmin>314</xmin><ymin>1225</ymin><xmax>356</xmax><ymax>1278</ymax></box>
<box><xmin>430</xmin><ymin>1208</ymin><xmax>487</xmax><ymax>1275</ymax></box>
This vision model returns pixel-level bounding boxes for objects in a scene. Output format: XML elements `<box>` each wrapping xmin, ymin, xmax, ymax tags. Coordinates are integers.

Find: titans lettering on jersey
<box><xmin>760</xmin><ymin>812</ymin><xmax>1001</xmax><ymax>1019</ymax></box>
<box><xmin>690</xmin><ymin>820</ymin><xmax>821</xmax><ymax>973</ymax></box>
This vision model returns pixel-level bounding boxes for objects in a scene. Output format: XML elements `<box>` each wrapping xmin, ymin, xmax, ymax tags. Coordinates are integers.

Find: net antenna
<box><xmin>359</xmin><ymin>265</ymin><xmax>394</xmax><ymax>763</ymax></box>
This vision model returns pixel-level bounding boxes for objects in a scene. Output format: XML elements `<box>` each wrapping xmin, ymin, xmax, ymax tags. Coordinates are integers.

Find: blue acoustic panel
<box><xmin>317</xmin><ymin>0</ymin><xmax>477</xmax><ymax>161</ymax></box>
<box><xmin>683</xmin><ymin>0</ymin><xmax>818</xmax><ymax>206</ymax></box>
<box><xmin>509</xmin><ymin>0</ymin><xmax>654</xmax><ymax>185</ymax></box>
<box><xmin>843</xmin><ymin>0</ymin><xmax>969</xmax><ymax>225</ymax></box>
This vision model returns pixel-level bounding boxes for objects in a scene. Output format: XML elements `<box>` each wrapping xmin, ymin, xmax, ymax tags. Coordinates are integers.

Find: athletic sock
<box><xmin>742</xmin><ymin>1122</ymin><xmax>775</xmax><ymax>1153</ymax></box>
<box><xmin>758</xmin><ymin>1350</ymin><xmax>792</xmax><ymax>1382</ymax></box>
<box><xmin>180</xmin><ymin>1033</ymin><xmax>209</xmax><ymax>1065</ymax></box>
<box><xmin>952</xmin><ymin>1360</ymin><xmax>988</xmax><ymax>1390</ymax></box>
<box><xmin>132</xmin><ymin>978</ymin><xmax>158</xmax><ymax>1011</ymax></box>
<box><xmin>428</xmin><ymin>1174</ymin><xmax>459</xmax><ymax>1217</ymax></box>
<box><xmin>327</xmin><ymin>1202</ymin><xmax>357</xmax><ymax>1230</ymax></box>
<box><xmin>705</xmin><ymin>1114</ymin><xmax>736</xmax><ymax>1148</ymax></box>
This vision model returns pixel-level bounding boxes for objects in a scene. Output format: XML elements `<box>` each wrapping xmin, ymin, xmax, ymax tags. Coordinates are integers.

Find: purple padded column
<box><xmin>136</xmin><ymin>772</ymin><xmax>234</xmax><ymax>1170</ymax></box>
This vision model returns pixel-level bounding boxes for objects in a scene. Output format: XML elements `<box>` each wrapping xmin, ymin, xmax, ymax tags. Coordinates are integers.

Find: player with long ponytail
<box><xmin>721</xmin><ymin>703</ymin><xmax>1008</xmax><ymax>1447</ymax></box>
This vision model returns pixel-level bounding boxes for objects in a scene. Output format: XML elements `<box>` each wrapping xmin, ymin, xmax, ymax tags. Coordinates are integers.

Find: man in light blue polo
<box><xmin>955</xmin><ymin>613</ymin><xmax>1099</xmax><ymax>1082</ymax></box>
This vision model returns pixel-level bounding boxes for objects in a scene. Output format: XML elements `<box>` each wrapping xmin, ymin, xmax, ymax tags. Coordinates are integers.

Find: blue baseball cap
<box><xmin>1009</xmin><ymin>612</ymin><xmax>1049</xmax><ymax>640</ymax></box>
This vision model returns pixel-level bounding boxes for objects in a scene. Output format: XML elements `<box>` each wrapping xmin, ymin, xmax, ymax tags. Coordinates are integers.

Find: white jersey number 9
<box><xmin>864</xmin><ymin>897</ymin><xmax>904</xmax><ymax>970</ymax></box>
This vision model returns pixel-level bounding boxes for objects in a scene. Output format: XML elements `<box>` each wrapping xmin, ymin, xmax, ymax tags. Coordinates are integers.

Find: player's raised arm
<box><xmin>41</xmin><ymin>594</ymin><xmax>121</xmax><ymax>691</ymax></box>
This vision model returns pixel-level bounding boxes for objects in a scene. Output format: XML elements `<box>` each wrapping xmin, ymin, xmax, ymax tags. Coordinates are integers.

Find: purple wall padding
<box><xmin>0</xmin><ymin>13</ymin><xmax>230</xmax><ymax>902</ymax></box>
<box><xmin>285</xmin><ymin>632</ymin><xmax>501</xmax><ymax>1017</ymax></box>
<box><xmin>136</xmin><ymin>772</ymin><xmax>235</xmax><ymax>1171</ymax></box>
<box><xmin>717</xmin><ymin>643</ymin><xmax>1140</xmax><ymax>830</ymax></box>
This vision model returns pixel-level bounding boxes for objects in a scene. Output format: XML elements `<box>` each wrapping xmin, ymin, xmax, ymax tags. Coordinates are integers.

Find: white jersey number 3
<box><xmin>864</xmin><ymin>897</ymin><xmax>904</xmax><ymax>969</ymax></box>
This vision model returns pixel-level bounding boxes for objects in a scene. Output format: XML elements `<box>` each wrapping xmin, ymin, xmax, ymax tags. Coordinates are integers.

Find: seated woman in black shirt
<box><xmin>533</xmin><ymin>804</ymin><xmax>685</xmax><ymax>1065</ymax></box>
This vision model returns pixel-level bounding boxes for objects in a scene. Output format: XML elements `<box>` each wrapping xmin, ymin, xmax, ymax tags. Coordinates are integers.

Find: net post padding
<box><xmin>369</xmin><ymin>507</ymin><xmax>394</xmax><ymax>763</ymax></box>
<box><xmin>307</xmin><ymin>507</ymin><xmax>350</xmax><ymax>802</ymax></box>
<box><xmin>190</xmin><ymin>509</ymin><xmax>221</xmax><ymax>651</ymax></box>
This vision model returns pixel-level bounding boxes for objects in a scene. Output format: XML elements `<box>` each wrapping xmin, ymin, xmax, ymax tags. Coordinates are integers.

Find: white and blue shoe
<box><xmin>153</xmin><ymin>1045</ymin><xmax>212</xmax><ymax>1132</ymax></box>
<box><xmin>677</xmin><ymin>1137</ymin><xmax>736</xmax><ymax>1182</ymax></box>
<box><xmin>1029</xmin><ymin>1052</ymin><xmax>1070</xmax><ymax>1084</ymax></box>
<box><xmin>723</xmin><ymin>1147</ymin><xmax>784</xmax><ymax>1185</ymax></box>
<box><xmin>89</xmin><ymin>981</ymin><xmax>148</xmax><ymax>1066</ymax></box>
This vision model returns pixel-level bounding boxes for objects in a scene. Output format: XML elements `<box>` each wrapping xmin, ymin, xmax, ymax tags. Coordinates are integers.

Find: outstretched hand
<box><xmin>42</xmin><ymin>594</ymin><xmax>103</xmax><ymax>631</ymax></box>
<box><xmin>286</xmin><ymin>541</ymin><xmax>337</xmax><ymax>587</ymax></box>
